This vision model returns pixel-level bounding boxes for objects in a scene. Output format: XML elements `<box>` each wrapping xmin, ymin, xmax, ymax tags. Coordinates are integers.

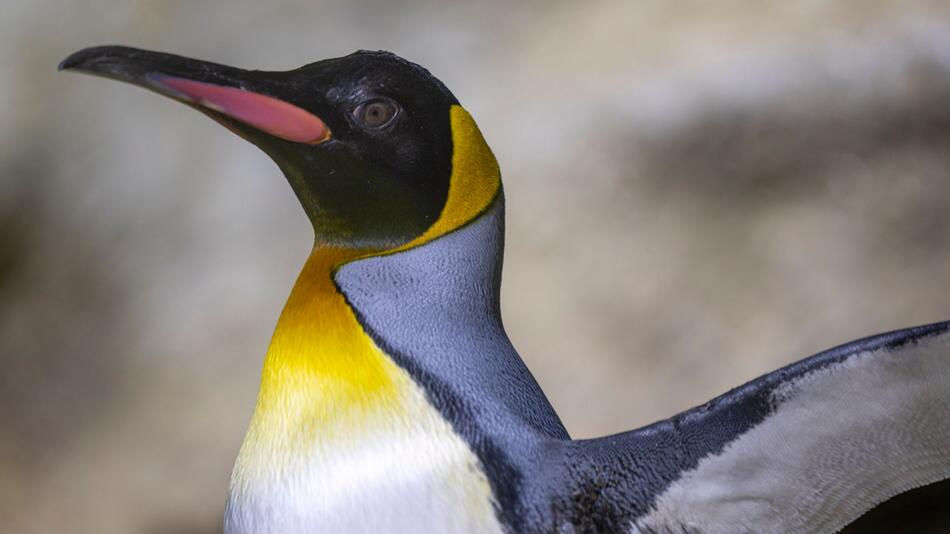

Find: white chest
<box><xmin>224</xmin><ymin>394</ymin><xmax>503</xmax><ymax>534</ymax></box>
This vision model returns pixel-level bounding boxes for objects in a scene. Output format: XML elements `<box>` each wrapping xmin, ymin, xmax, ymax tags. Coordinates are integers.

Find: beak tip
<box><xmin>58</xmin><ymin>45</ymin><xmax>131</xmax><ymax>74</ymax></box>
<box><xmin>58</xmin><ymin>51</ymin><xmax>84</xmax><ymax>72</ymax></box>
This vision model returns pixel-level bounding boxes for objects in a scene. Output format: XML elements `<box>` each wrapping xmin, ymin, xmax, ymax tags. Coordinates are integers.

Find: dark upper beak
<box><xmin>59</xmin><ymin>45</ymin><xmax>330</xmax><ymax>144</ymax></box>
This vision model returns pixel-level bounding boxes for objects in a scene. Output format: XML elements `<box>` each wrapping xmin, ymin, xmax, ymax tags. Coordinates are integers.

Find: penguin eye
<box><xmin>354</xmin><ymin>98</ymin><xmax>400</xmax><ymax>129</ymax></box>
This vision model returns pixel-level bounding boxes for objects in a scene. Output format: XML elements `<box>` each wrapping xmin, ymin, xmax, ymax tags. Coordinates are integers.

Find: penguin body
<box><xmin>60</xmin><ymin>46</ymin><xmax>950</xmax><ymax>534</ymax></box>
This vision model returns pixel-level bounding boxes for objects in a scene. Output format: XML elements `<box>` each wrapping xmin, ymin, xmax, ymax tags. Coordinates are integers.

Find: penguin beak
<box><xmin>59</xmin><ymin>45</ymin><xmax>331</xmax><ymax>145</ymax></box>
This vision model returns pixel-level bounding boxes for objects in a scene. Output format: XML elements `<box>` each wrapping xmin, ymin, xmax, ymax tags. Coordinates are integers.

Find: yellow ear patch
<box><xmin>395</xmin><ymin>105</ymin><xmax>501</xmax><ymax>251</ymax></box>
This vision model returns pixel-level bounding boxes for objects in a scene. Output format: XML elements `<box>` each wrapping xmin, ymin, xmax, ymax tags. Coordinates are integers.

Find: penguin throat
<box><xmin>258</xmin><ymin>246</ymin><xmax>401</xmax><ymax>417</ymax></box>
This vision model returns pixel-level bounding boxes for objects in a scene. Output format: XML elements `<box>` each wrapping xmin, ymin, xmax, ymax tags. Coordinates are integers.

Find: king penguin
<box><xmin>60</xmin><ymin>46</ymin><xmax>950</xmax><ymax>534</ymax></box>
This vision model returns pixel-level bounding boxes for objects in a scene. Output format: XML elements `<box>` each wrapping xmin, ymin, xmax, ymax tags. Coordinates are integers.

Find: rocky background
<box><xmin>2</xmin><ymin>1</ymin><xmax>949</xmax><ymax>532</ymax></box>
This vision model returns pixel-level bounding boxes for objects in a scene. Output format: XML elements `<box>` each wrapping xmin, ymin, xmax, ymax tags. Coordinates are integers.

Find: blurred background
<box><xmin>2</xmin><ymin>1</ymin><xmax>950</xmax><ymax>532</ymax></box>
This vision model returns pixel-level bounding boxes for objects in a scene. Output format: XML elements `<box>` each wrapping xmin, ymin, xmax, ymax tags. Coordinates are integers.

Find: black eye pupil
<box><xmin>357</xmin><ymin>100</ymin><xmax>398</xmax><ymax>128</ymax></box>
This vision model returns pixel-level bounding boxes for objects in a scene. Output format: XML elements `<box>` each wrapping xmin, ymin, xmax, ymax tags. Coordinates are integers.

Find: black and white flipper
<box><xmin>602</xmin><ymin>321</ymin><xmax>950</xmax><ymax>533</ymax></box>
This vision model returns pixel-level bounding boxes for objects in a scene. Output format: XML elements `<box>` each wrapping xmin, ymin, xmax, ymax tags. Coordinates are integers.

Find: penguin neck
<box><xmin>247</xmin><ymin>194</ymin><xmax>565</xmax><ymax>446</ymax></box>
<box><xmin>335</xmin><ymin>196</ymin><xmax>569</xmax><ymax>441</ymax></box>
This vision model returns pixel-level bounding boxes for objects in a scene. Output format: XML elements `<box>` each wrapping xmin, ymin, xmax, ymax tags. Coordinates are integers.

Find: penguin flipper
<box><xmin>590</xmin><ymin>321</ymin><xmax>950</xmax><ymax>533</ymax></box>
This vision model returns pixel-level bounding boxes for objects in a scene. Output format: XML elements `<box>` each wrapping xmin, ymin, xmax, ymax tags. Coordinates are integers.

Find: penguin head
<box><xmin>60</xmin><ymin>46</ymin><xmax>483</xmax><ymax>250</ymax></box>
